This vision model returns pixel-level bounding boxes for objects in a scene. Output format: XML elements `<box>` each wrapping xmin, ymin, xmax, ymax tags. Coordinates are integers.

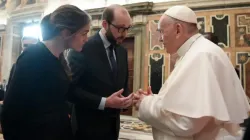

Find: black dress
<box><xmin>1</xmin><ymin>42</ymin><xmax>73</xmax><ymax>140</ymax></box>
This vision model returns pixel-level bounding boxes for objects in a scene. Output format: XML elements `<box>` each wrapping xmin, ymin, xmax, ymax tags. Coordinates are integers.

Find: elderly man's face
<box><xmin>158</xmin><ymin>16</ymin><xmax>177</xmax><ymax>54</ymax></box>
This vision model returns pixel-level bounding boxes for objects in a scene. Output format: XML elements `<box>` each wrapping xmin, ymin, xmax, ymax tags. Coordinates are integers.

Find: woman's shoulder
<box><xmin>16</xmin><ymin>43</ymin><xmax>48</xmax><ymax>66</ymax></box>
<box><xmin>19</xmin><ymin>42</ymin><xmax>49</xmax><ymax>59</ymax></box>
<box><xmin>23</xmin><ymin>43</ymin><xmax>44</xmax><ymax>54</ymax></box>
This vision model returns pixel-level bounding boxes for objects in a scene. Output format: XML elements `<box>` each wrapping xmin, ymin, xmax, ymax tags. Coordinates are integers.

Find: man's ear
<box><xmin>102</xmin><ymin>20</ymin><xmax>108</xmax><ymax>30</ymax></box>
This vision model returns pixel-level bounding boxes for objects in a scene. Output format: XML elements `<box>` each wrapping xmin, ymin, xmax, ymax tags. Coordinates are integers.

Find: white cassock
<box><xmin>138</xmin><ymin>33</ymin><xmax>250</xmax><ymax>140</ymax></box>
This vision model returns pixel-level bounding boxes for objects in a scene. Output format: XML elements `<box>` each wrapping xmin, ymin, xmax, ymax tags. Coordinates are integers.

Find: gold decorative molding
<box><xmin>86</xmin><ymin>2</ymin><xmax>153</xmax><ymax>17</ymax></box>
<box><xmin>152</xmin><ymin>0</ymin><xmax>250</xmax><ymax>13</ymax></box>
<box><xmin>87</xmin><ymin>2</ymin><xmax>151</xmax><ymax>29</ymax></box>
<box><xmin>132</xmin><ymin>15</ymin><xmax>147</xmax><ymax>25</ymax></box>
<box><xmin>90</xmin><ymin>14</ymin><xmax>147</xmax><ymax>29</ymax></box>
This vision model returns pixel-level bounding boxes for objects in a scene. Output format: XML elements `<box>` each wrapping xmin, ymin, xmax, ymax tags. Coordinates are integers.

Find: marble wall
<box><xmin>144</xmin><ymin>7</ymin><xmax>250</xmax><ymax>99</ymax></box>
<box><xmin>235</xmin><ymin>13</ymin><xmax>250</xmax><ymax>98</ymax></box>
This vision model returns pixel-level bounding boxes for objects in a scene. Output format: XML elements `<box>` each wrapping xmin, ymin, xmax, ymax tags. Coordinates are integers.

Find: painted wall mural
<box><xmin>149</xmin><ymin>20</ymin><xmax>164</xmax><ymax>51</ymax></box>
<box><xmin>236</xmin><ymin>13</ymin><xmax>250</xmax><ymax>47</ymax></box>
<box><xmin>236</xmin><ymin>52</ymin><xmax>250</xmax><ymax>98</ymax></box>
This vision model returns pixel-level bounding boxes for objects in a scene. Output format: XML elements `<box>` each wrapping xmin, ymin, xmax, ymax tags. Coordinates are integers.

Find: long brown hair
<box><xmin>40</xmin><ymin>5</ymin><xmax>91</xmax><ymax>79</ymax></box>
<box><xmin>40</xmin><ymin>4</ymin><xmax>91</xmax><ymax>41</ymax></box>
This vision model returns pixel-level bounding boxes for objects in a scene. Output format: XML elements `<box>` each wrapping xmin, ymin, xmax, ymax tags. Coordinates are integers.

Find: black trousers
<box><xmin>75</xmin><ymin>116</ymin><xmax>120</xmax><ymax>140</ymax></box>
<box><xmin>2</xmin><ymin>113</ymin><xmax>73</xmax><ymax>140</ymax></box>
<box><xmin>243</xmin><ymin>117</ymin><xmax>250</xmax><ymax>140</ymax></box>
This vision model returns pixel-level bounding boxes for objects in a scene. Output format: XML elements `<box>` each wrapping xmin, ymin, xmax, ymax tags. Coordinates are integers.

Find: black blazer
<box><xmin>67</xmin><ymin>32</ymin><xmax>129</xmax><ymax>139</ymax></box>
<box><xmin>2</xmin><ymin>43</ymin><xmax>73</xmax><ymax>140</ymax></box>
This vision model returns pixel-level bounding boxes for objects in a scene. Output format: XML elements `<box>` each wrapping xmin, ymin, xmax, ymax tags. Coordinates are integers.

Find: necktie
<box><xmin>108</xmin><ymin>45</ymin><xmax>117</xmax><ymax>78</ymax></box>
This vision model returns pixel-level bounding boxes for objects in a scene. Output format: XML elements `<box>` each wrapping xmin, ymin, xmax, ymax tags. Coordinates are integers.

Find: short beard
<box><xmin>106</xmin><ymin>27</ymin><xmax>117</xmax><ymax>45</ymax></box>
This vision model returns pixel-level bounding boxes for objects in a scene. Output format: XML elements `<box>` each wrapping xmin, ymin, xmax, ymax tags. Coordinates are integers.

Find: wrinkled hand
<box><xmin>133</xmin><ymin>91</ymin><xmax>145</xmax><ymax>110</ymax></box>
<box><xmin>105</xmin><ymin>89</ymin><xmax>134</xmax><ymax>109</ymax></box>
<box><xmin>121</xmin><ymin>93</ymin><xmax>134</xmax><ymax>109</ymax></box>
<box><xmin>138</xmin><ymin>86</ymin><xmax>153</xmax><ymax>96</ymax></box>
<box><xmin>133</xmin><ymin>86</ymin><xmax>153</xmax><ymax>110</ymax></box>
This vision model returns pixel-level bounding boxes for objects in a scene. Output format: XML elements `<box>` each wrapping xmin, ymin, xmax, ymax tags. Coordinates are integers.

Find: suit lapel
<box><xmin>92</xmin><ymin>33</ymin><xmax>114</xmax><ymax>84</ymax></box>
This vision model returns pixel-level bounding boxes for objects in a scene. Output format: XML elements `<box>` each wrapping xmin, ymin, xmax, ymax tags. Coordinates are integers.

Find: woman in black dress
<box><xmin>1</xmin><ymin>5</ymin><xmax>90</xmax><ymax>140</ymax></box>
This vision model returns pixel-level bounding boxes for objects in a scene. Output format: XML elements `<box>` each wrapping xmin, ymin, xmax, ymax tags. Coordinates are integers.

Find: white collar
<box><xmin>177</xmin><ymin>33</ymin><xmax>202</xmax><ymax>56</ymax></box>
<box><xmin>99</xmin><ymin>29</ymin><xmax>111</xmax><ymax>49</ymax></box>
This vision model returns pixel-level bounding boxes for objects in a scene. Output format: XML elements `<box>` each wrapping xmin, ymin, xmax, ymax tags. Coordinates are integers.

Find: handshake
<box><xmin>105</xmin><ymin>86</ymin><xmax>153</xmax><ymax>110</ymax></box>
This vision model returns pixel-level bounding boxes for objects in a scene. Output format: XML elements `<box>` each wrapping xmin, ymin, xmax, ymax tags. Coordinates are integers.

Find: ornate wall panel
<box><xmin>236</xmin><ymin>52</ymin><xmax>250</xmax><ymax>97</ymax></box>
<box><xmin>197</xmin><ymin>16</ymin><xmax>206</xmax><ymax>34</ymax></box>
<box><xmin>210</xmin><ymin>14</ymin><xmax>230</xmax><ymax>48</ymax></box>
<box><xmin>146</xmin><ymin>16</ymin><xmax>167</xmax><ymax>94</ymax></box>
<box><xmin>148</xmin><ymin>20</ymin><xmax>163</xmax><ymax>50</ymax></box>
<box><xmin>148</xmin><ymin>53</ymin><xmax>165</xmax><ymax>94</ymax></box>
<box><xmin>236</xmin><ymin>13</ymin><xmax>250</xmax><ymax>47</ymax></box>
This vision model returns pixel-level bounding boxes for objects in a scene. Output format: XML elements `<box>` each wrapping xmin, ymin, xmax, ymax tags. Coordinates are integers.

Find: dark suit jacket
<box><xmin>67</xmin><ymin>33</ymin><xmax>129</xmax><ymax>140</ymax></box>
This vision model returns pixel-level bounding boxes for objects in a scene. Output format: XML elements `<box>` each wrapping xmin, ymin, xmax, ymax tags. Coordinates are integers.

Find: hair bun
<box><xmin>40</xmin><ymin>13</ymin><xmax>60</xmax><ymax>40</ymax></box>
<box><xmin>40</xmin><ymin>5</ymin><xmax>90</xmax><ymax>41</ymax></box>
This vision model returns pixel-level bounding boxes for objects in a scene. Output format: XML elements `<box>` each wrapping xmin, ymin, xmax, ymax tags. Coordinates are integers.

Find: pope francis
<box><xmin>133</xmin><ymin>5</ymin><xmax>250</xmax><ymax>140</ymax></box>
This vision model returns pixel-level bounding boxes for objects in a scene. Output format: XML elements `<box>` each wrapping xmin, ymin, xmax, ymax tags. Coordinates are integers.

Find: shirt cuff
<box><xmin>98</xmin><ymin>97</ymin><xmax>106</xmax><ymax>110</ymax></box>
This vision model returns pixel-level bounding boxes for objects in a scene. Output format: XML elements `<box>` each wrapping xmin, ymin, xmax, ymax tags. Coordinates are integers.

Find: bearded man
<box><xmin>67</xmin><ymin>4</ymin><xmax>133</xmax><ymax>140</ymax></box>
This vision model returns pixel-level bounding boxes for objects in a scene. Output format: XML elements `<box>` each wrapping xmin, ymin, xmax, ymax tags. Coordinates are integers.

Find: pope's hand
<box><xmin>105</xmin><ymin>89</ymin><xmax>134</xmax><ymax>109</ymax></box>
<box><xmin>133</xmin><ymin>91</ymin><xmax>145</xmax><ymax>110</ymax></box>
<box><xmin>132</xmin><ymin>86</ymin><xmax>153</xmax><ymax>110</ymax></box>
<box><xmin>138</xmin><ymin>86</ymin><xmax>153</xmax><ymax>96</ymax></box>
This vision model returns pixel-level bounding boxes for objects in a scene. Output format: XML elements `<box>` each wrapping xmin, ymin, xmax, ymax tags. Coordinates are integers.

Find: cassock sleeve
<box><xmin>67</xmin><ymin>49</ymin><xmax>102</xmax><ymax>109</ymax></box>
<box><xmin>138</xmin><ymin>95</ymin><xmax>211</xmax><ymax>137</ymax></box>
